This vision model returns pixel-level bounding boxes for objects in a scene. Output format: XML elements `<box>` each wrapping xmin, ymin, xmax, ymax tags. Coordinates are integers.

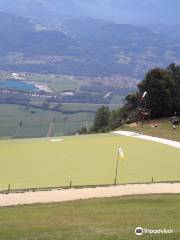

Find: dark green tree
<box><xmin>92</xmin><ymin>106</ymin><xmax>110</xmax><ymax>132</ymax></box>
<box><xmin>168</xmin><ymin>63</ymin><xmax>180</xmax><ymax>113</ymax></box>
<box><xmin>109</xmin><ymin>108</ymin><xmax>123</xmax><ymax>129</ymax></box>
<box><xmin>125</xmin><ymin>93</ymin><xmax>139</xmax><ymax>110</ymax></box>
<box><xmin>138</xmin><ymin>67</ymin><xmax>176</xmax><ymax>117</ymax></box>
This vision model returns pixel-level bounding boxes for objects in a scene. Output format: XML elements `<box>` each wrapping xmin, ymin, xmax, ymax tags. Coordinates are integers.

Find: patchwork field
<box><xmin>0</xmin><ymin>104</ymin><xmax>120</xmax><ymax>139</ymax></box>
<box><xmin>0</xmin><ymin>194</ymin><xmax>179</xmax><ymax>240</ymax></box>
<box><xmin>0</xmin><ymin>104</ymin><xmax>95</xmax><ymax>138</ymax></box>
<box><xmin>0</xmin><ymin>133</ymin><xmax>179</xmax><ymax>190</ymax></box>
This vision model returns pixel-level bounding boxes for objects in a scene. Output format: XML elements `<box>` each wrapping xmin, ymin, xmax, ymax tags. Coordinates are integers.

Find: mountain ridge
<box><xmin>0</xmin><ymin>12</ymin><xmax>179</xmax><ymax>80</ymax></box>
<box><xmin>0</xmin><ymin>0</ymin><xmax>180</xmax><ymax>37</ymax></box>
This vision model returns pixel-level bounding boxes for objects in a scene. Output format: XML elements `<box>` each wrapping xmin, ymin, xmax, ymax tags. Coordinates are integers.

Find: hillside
<box><xmin>0</xmin><ymin>12</ymin><xmax>80</xmax><ymax>56</ymax></box>
<box><xmin>63</xmin><ymin>18</ymin><xmax>180</xmax><ymax>78</ymax></box>
<box><xmin>118</xmin><ymin>119</ymin><xmax>180</xmax><ymax>142</ymax></box>
<box><xmin>0</xmin><ymin>13</ymin><xmax>180</xmax><ymax>80</ymax></box>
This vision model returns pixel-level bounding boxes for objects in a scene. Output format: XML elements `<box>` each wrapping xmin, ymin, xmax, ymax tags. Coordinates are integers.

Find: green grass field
<box><xmin>0</xmin><ymin>133</ymin><xmax>179</xmax><ymax>190</ymax></box>
<box><xmin>0</xmin><ymin>194</ymin><xmax>179</xmax><ymax>240</ymax></box>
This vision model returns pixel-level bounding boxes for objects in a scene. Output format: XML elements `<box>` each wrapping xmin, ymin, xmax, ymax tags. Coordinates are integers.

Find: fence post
<box><xmin>8</xmin><ymin>184</ymin><xmax>11</xmax><ymax>193</ymax></box>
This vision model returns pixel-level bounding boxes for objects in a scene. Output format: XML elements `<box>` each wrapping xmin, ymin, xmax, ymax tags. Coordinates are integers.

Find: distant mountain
<box><xmin>0</xmin><ymin>13</ymin><xmax>180</xmax><ymax>80</ymax></box>
<box><xmin>62</xmin><ymin>18</ymin><xmax>180</xmax><ymax>77</ymax></box>
<box><xmin>0</xmin><ymin>0</ymin><xmax>180</xmax><ymax>38</ymax></box>
<box><xmin>0</xmin><ymin>12</ymin><xmax>80</xmax><ymax>56</ymax></box>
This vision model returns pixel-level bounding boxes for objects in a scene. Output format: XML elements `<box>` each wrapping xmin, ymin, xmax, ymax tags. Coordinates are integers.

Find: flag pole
<box><xmin>114</xmin><ymin>148</ymin><xmax>119</xmax><ymax>185</ymax></box>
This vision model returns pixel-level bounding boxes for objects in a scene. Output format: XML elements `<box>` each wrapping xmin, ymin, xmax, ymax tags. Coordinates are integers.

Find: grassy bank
<box><xmin>118</xmin><ymin>118</ymin><xmax>180</xmax><ymax>141</ymax></box>
<box><xmin>0</xmin><ymin>194</ymin><xmax>179</xmax><ymax>240</ymax></box>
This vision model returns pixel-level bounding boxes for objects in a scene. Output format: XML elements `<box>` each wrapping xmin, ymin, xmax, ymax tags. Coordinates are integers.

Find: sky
<box><xmin>0</xmin><ymin>0</ymin><xmax>179</xmax><ymax>26</ymax></box>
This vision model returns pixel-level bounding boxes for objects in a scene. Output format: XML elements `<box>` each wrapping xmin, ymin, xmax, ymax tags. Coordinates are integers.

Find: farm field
<box><xmin>0</xmin><ymin>104</ymin><xmax>95</xmax><ymax>138</ymax></box>
<box><xmin>60</xmin><ymin>103</ymin><xmax>119</xmax><ymax>112</ymax></box>
<box><xmin>0</xmin><ymin>71</ymin><xmax>128</xmax><ymax>106</ymax></box>
<box><xmin>0</xmin><ymin>194</ymin><xmax>179</xmax><ymax>240</ymax></box>
<box><xmin>0</xmin><ymin>104</ymin><xmax>120</xmax><ymax>138</ymax></box>
<box><xmin>0</xmin><ymin>133</ymin><xmax>179</xmax><ymax>190</ymax></box>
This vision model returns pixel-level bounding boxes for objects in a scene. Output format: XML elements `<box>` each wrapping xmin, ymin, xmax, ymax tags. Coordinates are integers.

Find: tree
<box><xmin>125</xmin><ymin>93</ymin><xmax>139</xmax><ymax>110</ymax></box>
<box><xmin>168</xmin><ymin>63</ymin><xmax>180</xmax><ymax>113</ymax></box>
<box><xmin>92</xmin><ymin>106</ymin><xmax>110</xmax><ymax>132</ymax></box>
<box><xmin>137</xmin><ymin>67</ymin><xmax>176</xmax><ymax>117</ymax></box>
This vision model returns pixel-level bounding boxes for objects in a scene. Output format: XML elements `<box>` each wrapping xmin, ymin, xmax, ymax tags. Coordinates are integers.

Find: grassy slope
<box><xmin>0</xmin><ymin>133</ymin><xmax>179</xmax><ymax>190</ymax></box>
<box><xmin>118</xmin><ymin>118</ymin><xmax>180</xmax><ymax>142</ymax></box>
<box><xmin>0</xmin><ymin>194</ymin><xmax>179</xmax><ymax>240</ymax></box>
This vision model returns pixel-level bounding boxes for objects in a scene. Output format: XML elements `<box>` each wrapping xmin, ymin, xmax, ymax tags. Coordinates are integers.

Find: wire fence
<box><xmin>1</xmin><ymin>180</ymin><xmax>180</xmax><ymax>195</ymax></box>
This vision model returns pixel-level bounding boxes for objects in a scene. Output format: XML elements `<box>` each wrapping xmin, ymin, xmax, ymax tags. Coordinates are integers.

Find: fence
<box><xmin>1</xmin><ymin>180</ymin><xmax>180</xmax><ymax>195</ymax></box>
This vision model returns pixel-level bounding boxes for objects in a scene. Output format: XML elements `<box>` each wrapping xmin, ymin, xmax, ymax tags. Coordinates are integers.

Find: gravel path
<box><xmin>113</xmin><ymin>131</ymin><xmax>180</xmax><ymax>149</ymax></box>
<box><xmin>0</xmin><ymin>183</ymin><xmax>180</xmax><ymax>207</ymax></box>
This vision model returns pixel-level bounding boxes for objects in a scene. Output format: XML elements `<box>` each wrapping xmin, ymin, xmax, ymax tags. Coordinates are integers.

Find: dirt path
<box><xmin>0</xmin><ymin>183</ymin><xmax>180</xmax><ymax>207</ymax></box>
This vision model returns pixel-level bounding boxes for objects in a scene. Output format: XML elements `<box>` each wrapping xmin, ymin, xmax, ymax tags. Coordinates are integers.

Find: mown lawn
<box><xmin>0</xmin><ymin>133</ymin><xmax>179</xmax><ymax>190</ymax></box>
<box><xmin>0</xmin><ymin>194</ymin><xmax>179</xmax><ymax>240</ymax></box>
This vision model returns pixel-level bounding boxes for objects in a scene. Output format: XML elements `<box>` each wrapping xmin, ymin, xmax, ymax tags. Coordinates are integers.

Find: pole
<box><xmin>114</xmin><ymin>149</ymin><xmax>119</xmax><ymax>185</ymax></box>
<box><xmin>144</xmin><ymin>95</ymin><xmax>147</xmax><ymax>109</ymax></box>
<box><xmin>8</xmin><ymin>184</ymin><xmax>10</xmax><ymax>193</ymax></box>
